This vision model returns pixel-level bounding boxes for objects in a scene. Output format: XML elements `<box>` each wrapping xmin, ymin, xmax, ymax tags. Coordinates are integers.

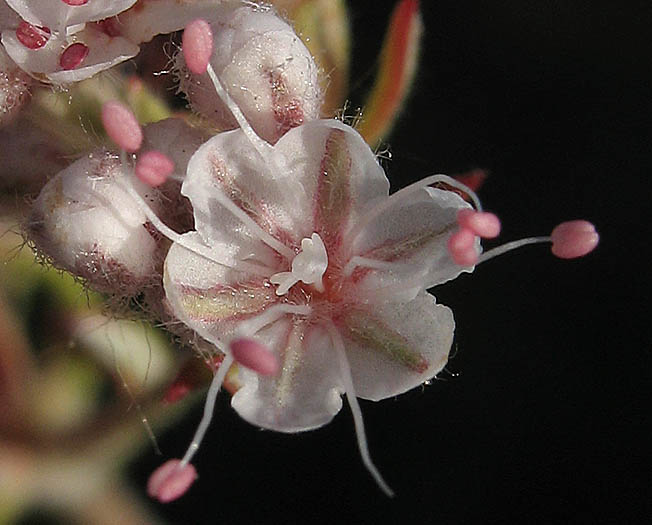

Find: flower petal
<box><xmin>2</xmin><ymin>26</ymin><xmax>138</xmax><ymax>82</ymax></box>
<box><xmin>274</xmin><ymin>119</ymin><xmax>390</xmax><ymax>240</ymax></box>
<box><xmin>350</xmin><ymin>187</ymin><xmax>479</xmax><ymax>302</ymax></box>
<box><xmin>5</xmin><ymin>0</ymin><xmax>137</xmax><ymax>29</ymax></box>
<box><xmin>337</xmin><ymin>292</ymin><xmax>454</xmax><ymax>401</ymax></box>
<box><xmin>182</xmin><ymin>128</ymin><xmax>304</xmax><ymax>251</ymax></box>
<box><xmin>231</xmin><ymin>320</ymin><xmax>344</xmax><ymax>432</ymax></box>
<box><xmin>164</xmin><ymin>232</ymin><xmax>278</xmax><ymax>347</ymax></box>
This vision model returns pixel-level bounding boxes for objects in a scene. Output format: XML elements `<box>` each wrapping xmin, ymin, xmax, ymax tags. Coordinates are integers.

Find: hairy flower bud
<box><xmin>27</xmin><ymin>150</ymin><xmax>164</xmax><ymax>296</ymax></box>
<box><xmin>177</xmin><ymin>5</ymin><xmax>322</xmax><ymax>144</ymax></box>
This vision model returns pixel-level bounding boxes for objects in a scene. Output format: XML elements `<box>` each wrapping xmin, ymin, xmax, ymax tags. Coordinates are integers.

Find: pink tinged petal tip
<box><xmin>457</xmin><ymin>209</ymin><xmax>501</xmax><ymax>238</ymax></box>
<box><xmin>62</xmin><ymin>0</ymin><xmax>88</xmax><ymax>5</ymax></box>
<box><xmin>101</xmin><ymin>101</ymin><xmax>143</xmax><ymax>152</ymax></box>
<box><xmin>230</xmin><ymin>337</ymin><xmax>279</xmax><ymax>376</ymax></box>
<box><xmin>147</xmin><ymin>460</ymin><xmax>197</xmax><ymax>503</ymax></box>
<box><xmin>16</xmin><ymin>22</ymin><xmax>51</xmax><ymax>50</ymax></box>
<box><xmin>135</xmin><ymin>150</ymin><xmax>174</xmax><ymax>187</ymax></box>
<box><xmin>59</xmin><ymin>42</ymin><xmax>89</xmax><ymax>70</ymax></box>
<box><xmin>182</xmin><ymin>19</ymin><xmax>213</xmax><ymax>75</ymax></box>
<box><xmin>550</xmin><ymin>220</ymin><xmax>599</xmax><ymax>259</ymax></box>
<box><xmin>448</xmin><ymin>228</ymin><xmax>478</xmax><ymax>266</ymax></box>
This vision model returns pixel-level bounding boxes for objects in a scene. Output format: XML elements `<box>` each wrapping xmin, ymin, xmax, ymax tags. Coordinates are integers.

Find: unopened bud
<box><xmin>177</xmin><ymin>5</ymin><xmax>322</xmax><ymax>144</ymax></box>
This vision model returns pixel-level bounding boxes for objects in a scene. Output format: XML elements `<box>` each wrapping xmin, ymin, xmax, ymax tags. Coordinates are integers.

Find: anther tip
<box><xmin>147</xmin><ymin>459</ymin><xmax>197</xmax><ymax>503</ymax></box>
<box><xmin>183</xmin><ymin>19</ymin><xmax>214</xmax><ymax>75</ymax></box>
<box><xmin>448</xmin><ymin>228</ymin><xmax>479</xmax><ymax>266</ymax></box>
<box><xmin>457</xmin><ymin>209</ymin><xmax>501</xmax><ymax>239</ymax></box>
<box><xmin>550</xmin><ymin>220</ymin><xmax>599</xmax><ymax>259</ymax></box>
<box><xmin>136</xmin><ymin>150</ymin><xmax>174</xmax><ymax>187</ymax></box>
<box><xmin>101</xmin><ymin>101</ymin><xmax>143</xmax><ymax>153</ymax></box>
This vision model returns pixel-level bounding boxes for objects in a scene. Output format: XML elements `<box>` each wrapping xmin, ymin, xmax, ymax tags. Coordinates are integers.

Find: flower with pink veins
<box><xmin>156</xmin><ymin>114</ymin><xmax>484</xmax><ymax>494</ymax></box>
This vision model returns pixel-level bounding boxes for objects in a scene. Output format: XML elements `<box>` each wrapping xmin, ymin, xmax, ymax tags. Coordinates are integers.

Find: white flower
<box><xmin>162</xmin><ymin>118</ymin><xmax>476</xmax><ymax>434</ymax></box>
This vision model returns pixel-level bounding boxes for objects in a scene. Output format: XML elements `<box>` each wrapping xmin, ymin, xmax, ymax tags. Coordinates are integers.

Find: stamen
<box><xmin>205</xmin><ymin>62</ymin><xmax>275</xmax><ymax>161</ymax></box>
<box><xmin>178</xmin><ymin>354</ymin><xmax>235</xmax><ymax>468</ymax></box>
<box><xmin>230</xmin><ymin>337</ymin><xmax>279</xmax><ymax>376</ymax></box>
<box><xmin>135</xmin><ymin>150</ymin><xmax>174</xmax><ymax>187</ymax></box>
<box><xmin>182</xmin><ymin>19</ymin><xmax>213</xmax><ymax>75</ymax></box>
<box><xmin>204</xmin><ymin>56</ymin><xmax>293</xmax><ymax>193</ymax></box>
<box><xmin>101</xmin><ymin>101</ymin><xmax>143</xmax><ymax>153</ymax></box>
<box><xmin>328</xmin><ymin>323</ymin><xmax>394</xmax><ymax>497</ymax></box>
<box><xmin>15</xmin><ymin>21</ymin><xmax>50</xmax><ymax>49</ymax></box>
<box><xmin>235</xmin><ymin>303</ymin><xmax>311</xmax><ymax>337</ymax></box>
<box><xmin>211</xmin><ymin>188</ymin><xmax>295</xmax><ymax>259</ymax></box>
<box><xmin>551</xmin><ymin>220</ymin><xmax>599</xmax><ymax>259</ymax></box>
<box><xmin>116</xmin><ymin>170</ymin><xmax>271</xmax><ymax>276</ymax></box>
<box><xmin>447</xmin><ymin>228</ymin><xmax>479</xmax><ymax>266</ymax></box>
<box><xmin>147</xmin><ymin>459</ymin><xmax>197</xmax><ymax>503</ymax></box>
<box><xmin>457</xmin><ymin>209</ymin><xmax>501</xmax><ymax>238</ymax></box>
<box><xmin>349</xmin><ymin>174</ymin><xmax>481</xmax><ymax>245</ymax></box>
<box><xmin>60</xmin><ymin>42</ymin><xmax>89</xmax><ymax>70</ymax></box>
<box><xmin>477</xmin><ymin>236</ymin><xmax>550</xmax><ymax>264</ymax></box>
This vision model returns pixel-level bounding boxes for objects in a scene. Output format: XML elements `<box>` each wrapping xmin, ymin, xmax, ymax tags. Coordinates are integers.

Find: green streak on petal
<box><xmin>365</xmin><ymin>224</ymin><xmax>455</xmax><ymax>262</ymax></box>
<box><xmin>180</xmin><ymin>283</ymin><xmax>274</xmax><ymax>322</ymax></box>
<box><xmin>316</xmin><ymin>129</ymin><xmax>351</xmax><ymax>242</ymax></box>
<box><xmin>341</xmin><ymin>310</ymin><xmax>428</xmax><ymax>373</ymax></box>
<box><xmin>275</xmin><ymin>321</ymin><xmax>305</xmax><ymax>408</ymax></box>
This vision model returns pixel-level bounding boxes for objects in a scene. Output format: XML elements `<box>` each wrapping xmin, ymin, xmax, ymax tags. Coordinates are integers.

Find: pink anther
<box><xmin>59</xmin><ymin>42</ymin><xmax>89</xmax><ymax>70</ymax></box>
<box><xmin>135</xmin><ymin>150</ymin><xmax>174</xmax><ymax>187</ymax></box>
<box><xmin>147</xmin><ymin>459</ymin><xmax>197</xmax><ymax>503</ymax></box>
<box><xmin>550</xmin><ymin>220</ymin><xmax>599</xmax><ymax>259</ymax></box>
<box><xmin>457</xmin><ymin>209</ymin><xmax>501</xmax><ymax>238</ymax></box>
<box><xmin>16</xmin><ymin>21</ymin><xmax>51</xmax><ymax>50</ymax></box>
<box><xmin>101</xmin><ymin>101</ymin><xmax>143</xmax><ymax>152</ymax></box>
<box><xmin>230</xmin><ymin>337</ymin><xmax>279</xmax><ymax>376</ymax></box>
<box><xmin>447</xmin><ymin>228</ymin><xmax>478</xmax><ymax>266</ymax></box>
<box><xmin>182</xmin><ymin>19</ymin><xmax>214</xmax><ymax>75</ymax></box>
<box><xmin>61</xmin><ymin>0</ymin><xmax>89</xmax><ymax>5</ymax></box>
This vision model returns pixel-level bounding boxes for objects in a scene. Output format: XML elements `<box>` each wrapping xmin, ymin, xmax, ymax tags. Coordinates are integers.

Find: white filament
<box><xmin>478</xmin><ymin>236</ymin><xmax>551</xmax><ymax>264</ymax></box>
<box><xmin>178</xmin><ymin>354</ymin><xmax>234</xmax><ymax>468</ymax></box>
<box><xmin>117</xmin><ymin>172</ymin><xmax>271</xmax><ymax>276</ymax></box>
<box><xmin>235</xmin><ymin>303</ymin><xmax>311</xmax><ymax>337</ymax></box>
<box><xmin>328</xmin><ymin>323</ymin><xmax>394</xmax><ymax>497</ymax></box>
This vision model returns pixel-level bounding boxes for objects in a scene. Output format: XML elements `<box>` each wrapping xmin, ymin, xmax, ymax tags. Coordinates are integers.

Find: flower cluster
<box><xmin>21</xmin><ymin>1</ymin><xmax>599</xmax><ymax>503</ymax></box>
<box><xmin>0</xmin><ymin>1</ymin><xmax>244</xmax><ymax>84</ymax></box>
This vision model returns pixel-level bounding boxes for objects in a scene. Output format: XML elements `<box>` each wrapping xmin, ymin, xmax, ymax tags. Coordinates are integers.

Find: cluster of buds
<box><xmin>19</xmin><ymin>0</ymin><xmax>599</xmax><ymax>505</ymax></box>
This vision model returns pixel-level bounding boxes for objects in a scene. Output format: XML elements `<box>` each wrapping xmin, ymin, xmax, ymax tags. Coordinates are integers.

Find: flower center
<box><xmin>270</xmin><ymin>233</ymin><xmax>328</xmax><ymax>295</ymax></box>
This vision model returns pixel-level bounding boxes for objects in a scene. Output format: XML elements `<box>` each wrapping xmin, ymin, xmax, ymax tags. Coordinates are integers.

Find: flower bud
<box><xmin>177</xmin><ymin>5</ymin><xmax>322</xmax><ymax>144</ymax></box>
<box><xmin>27</xmin><ymin>151</ymin><xmax>163</xmax><ymax>296</ymax></box>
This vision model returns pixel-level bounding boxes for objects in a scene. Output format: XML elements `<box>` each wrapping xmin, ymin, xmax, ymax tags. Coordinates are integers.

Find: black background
<box><xmin>133</xmin><ymin>2</ymin><xmax>650</xmax><ymax>523</ymax></box>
